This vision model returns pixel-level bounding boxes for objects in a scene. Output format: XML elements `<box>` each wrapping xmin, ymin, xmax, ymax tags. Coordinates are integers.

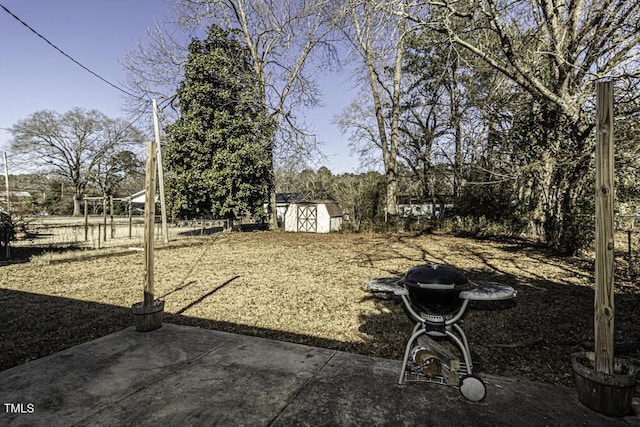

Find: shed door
<box><xmin>297</xmin><ymin>205</ymin><xmax>317</xmax><ymax>232</ymax></box>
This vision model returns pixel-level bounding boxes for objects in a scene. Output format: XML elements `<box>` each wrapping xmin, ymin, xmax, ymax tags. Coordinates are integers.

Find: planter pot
<box><xmin>571</xmin><ymin>351</ymin><xmax>638</xmax><ymax>417</ymax></box>
<box><xmin>131</xmin><ymin>300</ymin><xmax>164</xmax><ymax>332</ymax></box>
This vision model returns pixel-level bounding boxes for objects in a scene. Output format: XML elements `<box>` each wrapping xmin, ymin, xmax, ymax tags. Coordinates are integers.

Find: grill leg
<box><xmin>452</xmin><ymin>323</ymin><xmax>472</xmax><ymax>372</ymax></box>
<box><xmin>399</xmin><ymin>323</ymin><xmax>424</xmax><ymax>384</ymax></box>
<box><xmin>445</xmin><ymin>326</ymin><xmax>472</xmax><ymax>374</ymax></box>
<box><xmin>452</xmin><ymin>323</ymin><xmax>469</xmax><ymax>352</ymax></box>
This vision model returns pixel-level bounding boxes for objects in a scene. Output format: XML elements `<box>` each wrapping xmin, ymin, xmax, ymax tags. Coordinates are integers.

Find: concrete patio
<box><xmin>0</xmin><ymin>324</ymin><xmax>638</xmax><ymax>426</ymax></box>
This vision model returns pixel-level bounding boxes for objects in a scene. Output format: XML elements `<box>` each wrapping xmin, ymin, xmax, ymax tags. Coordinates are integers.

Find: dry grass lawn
<box><xmin>1</xmin><ymin>230</ymin><xmax>639</xmax><ymax>388</ymax></box>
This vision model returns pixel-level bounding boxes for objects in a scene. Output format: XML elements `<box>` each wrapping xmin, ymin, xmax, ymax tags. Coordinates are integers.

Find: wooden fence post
<box><xmin>84</xmin><ymin>199</ymin><xmax>88</xmax><ymax>241</ymax></box>
<box><xmin>110</xmin><ymin>195</ymin><xmax>114</xmax><ymax>238</ymax></box>
<box><xmin>594</xmin><ymin>81</ymin><xmax>615</xmax><ymax>374</ymax></box>
<box><xmin>3</xmin><ymin>152</ymin><xmax>9</xmax><ymax>212</ymax></box>
<box><xmin>102</xmin><ymin>197</ymin><xmax>107</xmax><ymax>242</ymax></box>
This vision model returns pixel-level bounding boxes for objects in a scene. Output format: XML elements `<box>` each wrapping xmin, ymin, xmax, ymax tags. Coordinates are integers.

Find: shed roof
<box><xmin>294</xmin><ymin>200</ymin><xmax>343</xmax><ymax>218</ymax></box>
<box><xmin>324</xmin><ymin>202</ymin><xmax>343</xmax><ymax>218</ymax></box>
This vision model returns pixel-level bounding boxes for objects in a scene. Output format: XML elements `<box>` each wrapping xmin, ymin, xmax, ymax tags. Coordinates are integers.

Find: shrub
<box><xmin>0</xmin><ymin>211</ymin><xmax>15</xmax><ymax>257</ymax></box>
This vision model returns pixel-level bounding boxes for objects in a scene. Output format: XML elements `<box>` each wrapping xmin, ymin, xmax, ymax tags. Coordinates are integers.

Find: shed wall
<box><xmin>284</xmin><ymin>202</ymin><xmax>342</xmax><ymax>233</ymax></box>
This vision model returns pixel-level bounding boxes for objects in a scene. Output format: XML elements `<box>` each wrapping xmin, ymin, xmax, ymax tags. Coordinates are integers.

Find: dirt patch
<box><xmin>1</xmin><ymin>230</ymin><xmax>639</xmax><ymax>388</ymax></box>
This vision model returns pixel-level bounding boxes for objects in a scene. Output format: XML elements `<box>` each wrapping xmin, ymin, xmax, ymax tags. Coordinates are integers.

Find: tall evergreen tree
<box><xmin>165</xmin><ymin>25</ymin><xmax>272</xmax><ymax>221</ymax></box>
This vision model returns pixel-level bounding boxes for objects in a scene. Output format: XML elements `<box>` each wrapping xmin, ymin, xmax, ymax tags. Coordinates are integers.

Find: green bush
<box><xmin>0</xmin><ymin>211</ymin><xmax>15</xmax><ymax>256</ymax></box>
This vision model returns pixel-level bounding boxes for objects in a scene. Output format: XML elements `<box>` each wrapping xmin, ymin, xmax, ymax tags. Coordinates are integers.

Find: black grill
<box><xmin>365</xmin><ymin>262</ymin><xmax>516</xmax><ymax>400</ymax></box>
<box><xmin>400</xmin><ymin>264</ymin><xmax>476</xmax><ymax>317</ymax></box>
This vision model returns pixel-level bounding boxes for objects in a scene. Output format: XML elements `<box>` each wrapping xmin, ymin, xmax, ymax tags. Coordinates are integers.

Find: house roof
<box><xmin>275</xmin><ymin>192</ymin><xmax>309</xmax><ymax>204</ymax></box>
<box><xmin>0</xmin><ymin>191</ymin><xmax>32</xmax><ymax>200</ymax></box>
<box><xmin>129</xmin><ymin>190</ymin><xmax>158</xmax><ymax>204</ymax></box>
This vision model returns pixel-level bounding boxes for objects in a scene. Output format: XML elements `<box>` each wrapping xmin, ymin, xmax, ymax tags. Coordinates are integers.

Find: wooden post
<box><xmin>102</xmin><ymin>197</ymin><xmax>107</xmax><ymax>242</ymax></box>
<box><xmin>128</xmin><ymin>198</ymin><xmax>133</xmax><ymax>239</ymax></box>
<box><xmin>152</xmin><ymin>99</ymin><xmax>169</xmax><ymax>243</ymax></box>
<box><xmin>110</xmin><ymin>195</ymin><xmax>114</xmax><ymax>238</ymax></box>
<box><xmin>594</xmin><ymin>81</ymin><xmax>615</xmax><ymax>374</ymax></box>
<box><xmin>143</xmin><ymin>137</ymin><xmax>157</xmax><ymax>307</ymax></box>
<box><xmin>84</xmin><ymin>199</ymin><xmax>88</xmax><ymax>241</ymax></box>
<box><xmin>3</xmin><ymin>152</ymin><xmax>9</xmax><ymax>212</ymax></box>
<box><xmin>3</xmin><ymin>152</ymin><xmax>10</xmax><ymax>259</ymax></box>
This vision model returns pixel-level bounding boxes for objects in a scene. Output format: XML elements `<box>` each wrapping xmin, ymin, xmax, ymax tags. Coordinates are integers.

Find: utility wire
<box><xmin>0</xmin><ymin>3</ymin><xmax>146</xmax><ymax>101</ymax></box>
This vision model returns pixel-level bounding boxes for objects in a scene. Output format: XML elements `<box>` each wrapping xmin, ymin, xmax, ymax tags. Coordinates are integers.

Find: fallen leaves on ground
<box><xmin>1</xmin><ymin>230</ymin><xmax>639</xmax><ymax>389</ymax></box>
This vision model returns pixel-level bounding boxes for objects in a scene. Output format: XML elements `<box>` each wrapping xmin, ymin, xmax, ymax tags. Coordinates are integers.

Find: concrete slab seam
<box><xmin>267</xmin><ymin>350</ymin><xmax>339</xmax><ymax>426</ymax></box>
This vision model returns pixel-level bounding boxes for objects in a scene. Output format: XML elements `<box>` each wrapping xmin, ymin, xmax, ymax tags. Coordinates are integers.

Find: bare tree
<box><xmin>337</xmin><ymin>90</ymin><xmax>385</xmax><ymax>171</ymax></box>
<box><xmin>10</xmin><ymin>108</ymin><xmax>144</xmax><ymax>216</ymax></box>
<box><xmin>93</xmin><ymin>150</ymin><xmax>144</xmax><ymax>198</ymax></box>
<box><xmin>122</xmin><ymin>23</ymin><xmax>188</xmax><ymax>120</ymax></box>
<box><xmin>399</xmin><ymin>30</ymin><xmax>460</xmax><ymax>204</ymax></box>
<box><xmin>335</xmin><ymin>0</ymin><xmax>411</xmax><ymax>218</ymax></box>
<box><xmin>392</xmin><ymin>0</ymin><xmax>640</xmax><ymax>253</ymax></box>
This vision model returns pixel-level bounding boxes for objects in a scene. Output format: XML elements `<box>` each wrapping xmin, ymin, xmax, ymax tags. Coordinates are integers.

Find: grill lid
<box><xmin>401</xmin><ymin>264</ymin><xmax>475</xmax><ymax>291</ymax></box>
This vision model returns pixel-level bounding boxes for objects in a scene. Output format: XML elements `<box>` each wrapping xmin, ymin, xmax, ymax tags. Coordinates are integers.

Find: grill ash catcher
<box><xmin>366</xmin><ymin>264</ymin><xmax>516</xmax><ymax>402</ymax></box>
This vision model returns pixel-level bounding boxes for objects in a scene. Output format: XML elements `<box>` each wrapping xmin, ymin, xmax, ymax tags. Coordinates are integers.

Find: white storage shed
<box><xmin>284</xmin><ymin>201</ymin><xmax>343</xmax><ymax>233</ymax></box>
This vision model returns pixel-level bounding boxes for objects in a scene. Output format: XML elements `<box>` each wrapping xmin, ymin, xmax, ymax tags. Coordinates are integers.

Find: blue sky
<box><xmin>0</xmin><ymin>0</ymin><xmax>362</xmax><ymax>174</ymax></box>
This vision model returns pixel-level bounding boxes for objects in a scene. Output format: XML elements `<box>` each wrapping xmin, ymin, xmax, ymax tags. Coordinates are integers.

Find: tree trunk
<box><xmin>268</xmin><ymin>185</ymin><xmax>278</xmax><ymax>229</ymax></box>
<box><xmin>267</xmin><ymin>139</ymin><xmax>278</xmax><ymax>230</ymax></box>
<box><xmin>541</xmin><ymin>149</ymin><xmax>592</xmax><ymax>255</ymax></box>
<box><xmin>385</xmin><ymin>7</ymin><xmax>405</xmax><ymax>218</ymax></box>
<box><xmin>354</xmin><ymin>1</ymin><xmax>403</xmax><ymax>221</ymax></box>
<box><xmin>73</xmin><ymin>194</ymin><xmax>82</xmax><ymax>217</ymax></box>
<box><xmin>450</xmin><ymin>55</ymin><xmax>463</xmax><ymax>198</ymax></box>
<box><xmin>527</xmin><ymin>151</ymin><xmax>556</xmax><ymax>239</ymax></box>
<box><xmin>385</xmin><ymin>168</ymin><xmax>398</xmax><ymax>219</ymax></box>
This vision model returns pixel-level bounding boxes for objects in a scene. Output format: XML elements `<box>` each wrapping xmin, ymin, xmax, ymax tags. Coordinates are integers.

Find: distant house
<box><xmin>284</xmin><ymin>200</ymin><xmax>343</xmax><ymax>233</ymax></box>
<box><xmin>0</xmin><ymin>190</ymin><xmax>32</xmax><ymax>211</ymax></box>
<box><xmin>128</xmin><ymin>189</ymin><xmax>159</xmax><ymax>206</ymax></box>
<box><xmin>397</xmin><ymin>195</ymin><xmax>453</xmax><ymax>219</ymax></box>
<box><xmin>264</xmin><ymin>192</ymin><xmax>310</xmax><ymax>226</ymax></box>
<box><xmin>129</xmin><ymin>189</ymin><xmax>146</xmax><ymax>205</ymax></box>
<box><xmin>0</xmin><ymin>190</ymin><xmax>32</xmax><ymax>201</ymax></box>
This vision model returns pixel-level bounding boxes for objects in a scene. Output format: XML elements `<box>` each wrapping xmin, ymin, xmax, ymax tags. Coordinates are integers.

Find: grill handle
<box><xmin>415</xmin><ymin>282</ymin><xmax>456</xmax><ymax>290</ymax></box>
